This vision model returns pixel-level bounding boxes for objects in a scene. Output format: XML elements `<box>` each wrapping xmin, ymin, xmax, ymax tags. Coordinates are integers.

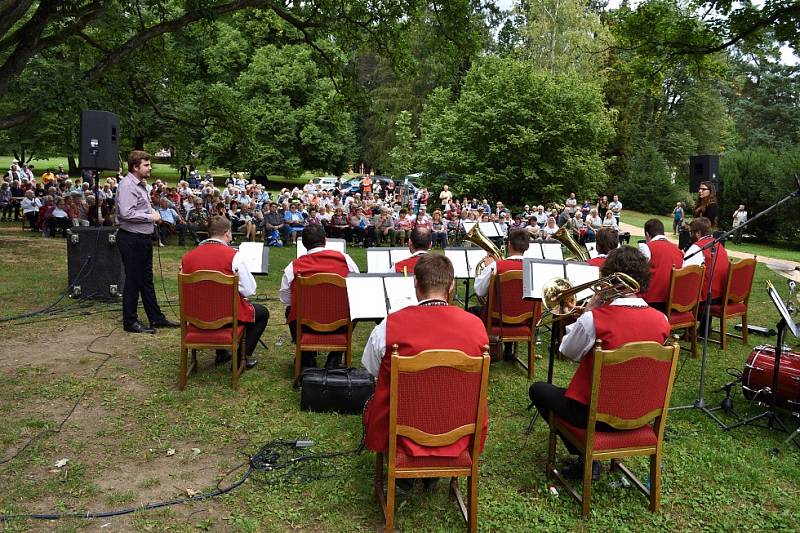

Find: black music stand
<box><xmin>725</xmin><ymin>281</ymin><xmax>799</xmax><ymax>447</ymax></box>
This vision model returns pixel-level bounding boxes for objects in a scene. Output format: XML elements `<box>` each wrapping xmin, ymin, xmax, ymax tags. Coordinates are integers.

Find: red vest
<box><xmin>642</xmin><ymin>238</ymin><xmax>684</xmax><ymax>304</ymax></box>
<box><xmin>565</xmin><ymin>305</ymin><xmax>670</xmax><ymax>405</ymax></box>
<box><xmin>588</xmin><ymin>256</ymin><xmax>606</xmax><ymax>268</ymax></box>
<box><xmin>393</xmin><ymin>253</ymin><xmax>424</xmax><ymax>274</ymax></box>
<box><xmin>288</xmin><ymin>250</ymin><xmax>351</xmax><ymax>322</ymax></box>
<box><xmin>495</xmin><ymin>257</ymin><xmax>523</xmax><ymax>274</ymax></box>
<box><xmin>696</xmin><ymin>236</ymin><xmax>729</xmax><ymax>300</ymax></box>
<box><xmin>181</xmin><ymin>242</ymin><xmax>255</xmax><ymax>323</ymax></box>
<box><xmin>364</xmin><ymin>305</ymin><xmax>489</xmax><ymax>455</ymax></box>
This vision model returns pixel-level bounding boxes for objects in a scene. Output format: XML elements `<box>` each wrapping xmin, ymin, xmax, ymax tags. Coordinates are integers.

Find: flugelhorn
<box><xmin>538</xmin><ymin>272</ymin><xmax>640</xmax><ymax>326</ymax></box>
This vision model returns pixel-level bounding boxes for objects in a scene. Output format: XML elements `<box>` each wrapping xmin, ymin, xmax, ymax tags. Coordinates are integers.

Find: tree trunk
<box><xmin>68</xmin><ymin>156</ymin><xmax>78</xmax><ymax>175</ymax></box>
<box><xmin>133</xmin><ymin>136</ymin><xmax>144</xmax><ymax>150</ymax></box>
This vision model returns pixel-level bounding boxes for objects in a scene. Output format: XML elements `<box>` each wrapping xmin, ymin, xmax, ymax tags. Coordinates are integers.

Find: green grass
<box><xmin>0</xmin><ymin>218</ymin><xmax>799</xmax><ymax>531</ymax></box>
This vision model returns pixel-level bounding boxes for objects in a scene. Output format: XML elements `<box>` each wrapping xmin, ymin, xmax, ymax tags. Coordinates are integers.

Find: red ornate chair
<box><xmin>546</xmin><ymin>340</ymin><xmax>681</xmax><ymax>517</ymax></box>
<box><xmin>375</xmin><ymin>345</ymin><xmax>490</xmax><ymax>532</ymax></box>
<box><xmin>665</xmin><ymin>264</ymin><xmax>705</xmax><ymax>357</ymax></box>
<box><xmin>178</xmin><ymin>270</ymin><xmax>245</xmax><ymax>390</ymax></box>
<box><xmin>485</xmin><ymin>270</ymin><xmax>542</xmax><ymax>379</ymax></box>
<box><xmin>294</xmin><ymin>273</ymin><xmax>352</xmax><ymax>380</ymax></box>
<box><xmin>710</xmin><ymin>257</ymin><xmax>757</xmax><ymax>350</ymax></box>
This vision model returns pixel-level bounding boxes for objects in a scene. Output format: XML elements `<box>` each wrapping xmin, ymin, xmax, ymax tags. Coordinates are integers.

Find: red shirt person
<box><xmin>362</xmin><ymin>254</ymin><xmax>489</xmax><ymax>463</ymax></box>
<box><xmin>279</xmin><ymin>224</ymin><xmax>359</xmax><ymax>368</ymax></box>
<box><xmin>393</xmin><ymin>227</ymin><xmax>432</xmax><ymax>274</ymax></box>
<box><xmin>638</xmin><ymin>218</ymin><xmax>684</xmax><ymax>311</ymax></box>
<box><xmin>528</xmin><ymin>246</ymin><xmax>670</xmax><ymax>481</ymax></box>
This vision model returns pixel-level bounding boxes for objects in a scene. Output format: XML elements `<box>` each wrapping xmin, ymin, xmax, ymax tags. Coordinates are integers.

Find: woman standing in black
<box><xmin>693</xmin><ymin>181</ymin><xmax>719</xmax><ymax>229</ymax></box>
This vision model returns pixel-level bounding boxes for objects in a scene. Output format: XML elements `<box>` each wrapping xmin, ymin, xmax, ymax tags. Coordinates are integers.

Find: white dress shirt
<box><xmin>558</xmin><ymin>297</ymin><xmax>666</xmax><ymax>362</ymax></box>
<box><xmin>638</xmin><ymin>234</ymin><xmax>667</xmax><ymax>262</ymax></box>
<box><xmin>473</xmin><ymin>254</ymin><xmax>524</xmax><ymax>298</ymax></box>
<box><xmin>683</xmin><ymin>239</ymin><xmax>708</xmax><ymax>267</ymax></box>
<box><xmin>204</xmin><ymin>239</ymin><xmax>257</xmax><ymax>297</ymax></box>
<box><xmin>279</xmin><ymin>246</ymin><xmax>360</xmax><ymax>305</ymax></box>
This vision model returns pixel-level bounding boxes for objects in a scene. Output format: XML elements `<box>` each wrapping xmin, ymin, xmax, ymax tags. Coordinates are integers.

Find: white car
<box><xmin>312</xmin><ymin>176</ymin><xmax>338</xmax><ymax>191</ymax></box>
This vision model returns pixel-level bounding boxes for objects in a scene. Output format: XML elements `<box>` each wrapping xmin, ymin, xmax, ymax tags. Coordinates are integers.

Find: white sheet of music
<box><xmin>566</xmin><ymin>263</ymin><xmax>600</xmax><ymax>302</ymax></box>
<box><xmin>384</xmin><ymin>276</ymin><xmax>417</xmax><ymax>313</ymax></box>
<box><xmin>346</xmin><ymin>276</ymin><xmax>388</xmax><ymax>320</ymax></box>
<box><xmin>531</xmin><ymin>262</ymin><xmax>566</xmax><ymax>300</ymax></box>
<box><xmin>467</xmin><ymin>249</ymin><xmax>487</xmax><ymax>276</ymax></box>
<box><xmin>479</xmin><ymin>222</ymin><xmax>502</xmax><ymax>237</ymax></box>
<box><xmin>463</xmin><ymin>221</ymin><xmax>477</xmax><ymax>235</ymax></box>
<box><xmin>389</xmin><ymin>248</ymin><xmax>412</xmax><ymax>265</ymax></box>
<box><xmin>524</xmin><ymin>244</ymin><xmax>544</xmax><ymax>259</ymax></box>
<box><xmin>238</xmin><ymin>242</ymin><xmax>266</xmax><ymax>274</ymax></box>
<box><xmin>586</xmin><ymin>242</ymin><xmax>598</xmax><ymax>259</ymax></box>
<box><xmin>542</xmin><ymin>242</ymin><xmax>564</xmax><ymax>260</ymax></box>
<box><xmin>297</xmin><ymin>238</ymin><xmax>347</xmax><ymax>258</ymax></box>
<box><xmin>367</xmin><ymin>249</ymin><xmax>392</xmax><ymax>273</ymax></box>
<box><xmin>445</xmin><ymin>249</ymin><xmax>471</xmax><ymax>279</ymax></box>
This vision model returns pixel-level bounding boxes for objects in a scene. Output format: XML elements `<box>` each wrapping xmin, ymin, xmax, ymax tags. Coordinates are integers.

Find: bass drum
<box><xmin>742</xmin><ymin>345</ymin><xmax>800</xmax><ymax>413</ymax></box>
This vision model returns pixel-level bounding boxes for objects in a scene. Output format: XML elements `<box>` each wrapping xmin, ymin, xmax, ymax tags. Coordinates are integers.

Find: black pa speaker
<box><xmin>67</xmin><ymin>227</ymin><xmax>125</xmax><ymax>301</ymax></box>
<box><xmin>80</xmin><ymin>110</ymin><xmax>120</xmax><ymax>170</ymax></box>
<box><xmin>689</xmin><ymin>154</ymin><xmax>720</xmax><ymax>192</ymax></box>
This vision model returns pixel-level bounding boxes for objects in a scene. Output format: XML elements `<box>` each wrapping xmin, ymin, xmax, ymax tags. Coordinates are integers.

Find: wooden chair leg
<box><xmin>294</xmin><ymin>343</ymin><xmax>302</xmax><ymax>381</ymax></box>
<box><xmin>720</xmin><ymin>315</ymin><xmax>727</xmax><ymax>350</ymax></box>
<box><xmin>581</xmin><ymin>455</ymin><xmax>593</xmax><ymax>518</ymax></box>
<box><xmin>232</xmin><ymin>342</ymin><xmax>242</xmax><ymax>391</ymax></box>
<box><xmin>191</xmin><ymin>349</ymin><xmax>198</xmax><ymax>371</ymax></box>
<box><xmin>546</xmin><ymin>426</ymin><xmax>557</xmax><ymax>479</ymax></box>
<box><xmin>742</xmin><ymin>313</ymin><xmax>748</xmax><ymax>345</ymax></box>
<box><xmin>375</xmin><ymin>453</ymin><xmax>385</xmax><ymax>514</ymax></box>
<box><xmin>649</xmin><ymin>451</ymin><xmax>661</xmax><ymax>512</ymax></box>
<box><xmin>690</xmin><ymin>325</ymin><xmax>698</xmax><ymax>358</ymax></box>
<box><xmin>527</xmin><ymin>340</ymin><xmax>534</xmax><ymax>380</ymax></box>
<box><xmin>385</xmin><ymin>470</ymin><xmax>395</xmax><ymax>533</ymax></box>
<box><xmin>468</xmin><ymin>474</ymin><xmax>478</xmax><ymax>533</ymax></box>
<box><xmin>179</xmin><ymin>346</ymin><xmax>188</xmax><ymax>390</ymax></box>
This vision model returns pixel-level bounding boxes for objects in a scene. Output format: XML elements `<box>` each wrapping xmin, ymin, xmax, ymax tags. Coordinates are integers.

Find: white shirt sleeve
<box><xmin>279</xmin><ymin>262</ymin><xmax>294</xmax><ymax>305</ymax></box>
<box><xmin>639</xmin><ymin>242</ymin><xmax>651</xmax><ymax>262</ymax></box>
<box><xmin>473</xmin><ymin>260</ymin><xmax>497</xmax><ymax>298</ymax></box>
<box><xmin>361</xmin><ymin>319</ymin><xmax>387</xmax><ymax>377</ymax></box>
<box><xmin>231</xmin><ymin>251</ymin><xmax>257</xmax><ymax>297</ymax></box>
<box><xmin>558</xmin><ymin>310</ymin><xmax>596</xmax><ymax>362</ymax></box>
<box><xmin>683</xmin><ymin>244</ymin><xmax>704</xmax><ymax>267</ymax></box>
<box><xmin>343</xmin><ymin>253</ymin><xmax>361</xmax><ymax>274</ymax></box>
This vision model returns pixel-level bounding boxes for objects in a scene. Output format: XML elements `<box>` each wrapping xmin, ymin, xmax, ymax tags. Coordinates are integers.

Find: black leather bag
<box><xmin>300</xmin><ymin>368</ymin><xmax>375</xmax><ymax>414</ymax></box>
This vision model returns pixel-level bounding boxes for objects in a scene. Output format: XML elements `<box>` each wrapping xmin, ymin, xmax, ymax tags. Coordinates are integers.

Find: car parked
<box><xmin>312</xmin><ymin>176</ymin><xmax>338</xmax><ymax>191</ymax></box>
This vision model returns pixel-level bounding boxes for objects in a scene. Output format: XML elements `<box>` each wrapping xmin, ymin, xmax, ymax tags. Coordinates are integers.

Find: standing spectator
<box><xmin>732</xmin><ymin>204</ymin><xmax>748</xmax><ymax>244</ymax></box>
<box><xmin>672</xmin><ymin>202</ymin><xmax>685</xmax><ymax>235</ymax></box>
<box><xmin>21</xmin><ymin>190</ymin><xmax>42</xmax><ymax>230</ymax></box>
<box><xmin>609</xmin><ymin>194</ymin><xmax>622</xmax><ymax>225</ymax></box>
<box><xmin>0</xmin><ymin>182</ymin><xmax>11</xmax><ymax>221</ymax></box>
<box><xmin>693</xmin><ymin>181</ymin><xmax>719</xmax><ymax>229</ymax></box>
<box><xmin>597</xmin><ymin>195</ymin><xmax>609</xmax><ymax>219</ymax></box>
<box><xmin>580</xmin><ymin>198</ymin><xmax>592</xmax><ymax>219</ymax></box>
<box><xmin>565</xmin><ymin>192</ymin><xmax>578</xmax><ymax>213</ymax></box>
<box><xmin>439</xmin><ymin>185</ymin><xmax>452</xmax><ymax>210</ymax></box>
<box><xmin>180</xmin><ymin>163</ymin><xmax>187</xmax><ymax>181</ymax></box>
<box><xmin>9</xmin><ymin>180</ymin><xmax>23</xmax><ymax>221</ymax></box>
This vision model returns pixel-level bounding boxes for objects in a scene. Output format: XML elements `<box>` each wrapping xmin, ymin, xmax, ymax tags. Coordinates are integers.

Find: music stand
<box><xmin>725</xmin><ymin>281</ymin><xmax>799</xmax><ymax>447</ymax></box>
<box><xmin>237</xmin><ymin>242</ymin><xmax>269</xmax><ymax>275</ymax></box>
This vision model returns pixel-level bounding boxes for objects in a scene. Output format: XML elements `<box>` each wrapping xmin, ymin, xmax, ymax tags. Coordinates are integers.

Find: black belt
<box><xmin>118</xmin><ymin>228</ymin><xmax>153</xmax><ymax>238</ymax></box>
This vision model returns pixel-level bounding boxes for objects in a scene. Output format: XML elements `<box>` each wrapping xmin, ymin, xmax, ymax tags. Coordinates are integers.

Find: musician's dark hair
<box><xmin>644</xmin><ymin>218</ymin><xmax>665</xmax><ymax>238</ymax></box>
<box><xmin>601</xmin><ymin>246</ymin><xmax>650</xmax><ymax>293</ymax></box>
<box><xmin>207</xmin><ymin>215</ymin><xmax>231</xmax><ymax>238</ymax></box>
<box><xmin>301</xmin><ymin>223</ymin><xmax>326</xmax><ymax>249</ymax></box>
<box><xmin>414</xmin><ymin>253</ymin><xmax>453</xmax><ymax>296</ymax></box>
<box><xmin>409</xmin><ymin>227</ymin><xmax>432</xmax><ymax>251</ymax></box>
<box><xmin>595</xmin><ymin>227</ymin><xmax>619</xmax><ymax>255</ymax></box>
<box><xmin>127</xmin><ymin>150</ymin><xmax>151</xmax><ymax>173</ymax></box>
<box><xmin>507</xmin><ymin>229</ymin><xmax>529</xmax><ymax>253</ymax></box>
<box><xmin>689</xmin><ymin>216</ymin><xmax>712</xmax><ymax>236</ymax></box>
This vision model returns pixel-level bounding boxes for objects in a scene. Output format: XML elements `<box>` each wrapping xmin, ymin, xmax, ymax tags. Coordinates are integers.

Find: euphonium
<box><xmin>465</xmin><ymin>223</ymin><xmax>503</xmax><ymax>305</ymax></box>
<box><xmin>538</xmin><ymin>272</ymin><xmax>640</xmax><ymax>326</ymax></box>
<box><xmin>552</xmin><ymin>224</ymin><xmax>590</xmax><ymax>262</ymax></box>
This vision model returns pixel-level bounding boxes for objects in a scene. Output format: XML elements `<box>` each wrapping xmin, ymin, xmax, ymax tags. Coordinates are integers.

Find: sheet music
<box><xmin>297</xmin><ymin>238</ymin><xmax>347</xmax><ymax>258</ymax></box>
<box><xmin>478</xmin><ymin>222</ymin><xmax>502</xmax><ymax>238</ymax></box>
<box><xmin>389</xmin><ymin>248</ymin><xmax>412</xmax><ymax>265</ymax></box>
<box><xmin>367</xmin><ymin>249</ymin><xmax>392</xmax><ymax>273</ymax></box>
<box><xmin>384</xmin><ymin>276</ymin><xmax>417</xmax><ymax>313</ymax></box>
<box><xmin>541</xmin><ymin>242</ymin><xmax>564</xmax><ymax>260</ymax></box>
<box><xmin>522</xmin><ymin>259</ymin><xmax>567</xmax><ymax>300</ymax></box>
<box><xmin>238</xmin><ymin>242</ymin><xmax>266</xmax><ymax>274</ymax></box>
<box><xmin>585</xmin><ymin>242</ymin><xmax>598</xmax><ymax>259</ymax></box>
<box><xmin>445</xmin><ymin>249</ymin><xmax>471</xmax><ymax>279</ymax></box>
<box><xmin>346</xmin><ymin>276</ymin><xmax>388</xmax><ymax>320</ymax></box>
<box><xmin>467</xmin><ymin>249</ymin><xmax>487</xmax><ymax>276</ymax></box>
<box><xmin>566</xmin><ymin>263</ymin><xmax>600</xmax><ymax>302</ymax></box>
<box><xmin>463</xmin><ymin>221</ymin><xmax>477</xmax><ymax>235</ymax></box>
<box><xmin>523</xmin><ymin>244</ymin><xmax>544</xmax><ymax>259</ymax></box>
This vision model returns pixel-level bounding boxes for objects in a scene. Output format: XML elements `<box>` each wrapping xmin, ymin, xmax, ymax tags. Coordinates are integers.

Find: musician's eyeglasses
<box><xmin>699</xmin><ymin>187</ymin><xmax>709</xmax><ymax>191</ymax></box>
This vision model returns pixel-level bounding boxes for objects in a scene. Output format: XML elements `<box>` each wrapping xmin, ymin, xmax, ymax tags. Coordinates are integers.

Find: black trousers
<box><xmin>285</xmin><ymin>306</ymin><xmax>343</xmax><ymax>366</ymax></box>
<box><xmin>244</xmin><ymin>303</ymin><xmax>270</xmax><ymax>358</ymax></box>
<box><xmin>117</xmin><ymin>229</ymin><xmax>166</xmax><ymax>327</ymax></box>
<box><xmin>529</xmin><ymin>382</ymin><xmax>617</xmax><ymax>455</ymax></box>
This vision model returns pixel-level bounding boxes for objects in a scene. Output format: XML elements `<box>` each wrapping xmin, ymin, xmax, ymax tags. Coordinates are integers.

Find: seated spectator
<box><xmin>86</xmin><ymin>195</ymin><xmax>112</xmax><ymax>227</ymax></box>
<box><xmin>588</xmin><ymin>227</ymin><xmax>618</xmax><ymax>268</ymax></box>
<box><xmin>156</xmin><ymin>197</ymin><xmax>187</xmax><ymax>246</ymax></box>
<box><xmin>284</xmin><ymin>202</ymin><xmax>306</xmax><ymax>244</ymax></box>
<box><xmin>373</xmin><ymin>208</ymin><xmax>396</xmax><ymax>246</ymax></box>
<box><xmin>0</xmin><ymin>182</ymin><xmax>12</xmax><ymax>221</ymax></box>
<box><xmin>543</xmin><ymin>216</ymin><xmax>559</xmax><ymax>239</ymax></box>
<box><xmin>328</xmin><ymin>207</ymin><xmax>349</xmax><ymax>241</ymax></box>
<box><xmin>394</xmin><ymin>207</ymin><xmax>413</xmax><ymax>246</ymax></box>
<box><xmin>68</xmin><ymin>193</ymin><xmax>89</xmax><ymax>226</ymax></box>
<box><xmin>46</xmin><ymin>198</ymin><xmax>72</xmax><ymax>237</ymax></box>
<box><xmin>263</xmin><ymin>202</ymin><xmax>287</xmax><ymax>245</ymax></box>
<box><xmin>430</xmin><ymin>210</ymin><xmax>448</xmax><ymax>249</ymax></box>
<box><xmin>21</xmin><ymin>190</ymin><xmax>42</xmax><ymax>230</ymax></box>
<box><xmin>186</xmin><ymin>197</ymin><xmax>210</xmax><ymax>244</ymax></box>
<box><xmin>601</xmin><ymin>210</ymin><xmax>618</xmax><ymax>229</ymax></box>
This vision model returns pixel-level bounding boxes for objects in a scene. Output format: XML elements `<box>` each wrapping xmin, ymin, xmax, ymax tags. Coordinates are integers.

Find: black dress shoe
<box><xmin>124</xmin><ymin>321</ymin><xmax>156</xmax><ymax>334</ymax></box>
<box><xmin>244</xmin><ymin>358</ymin><xmax>258</xmax><ymax>370</ymax></box>
<box><xmin>150</xmin><ymin>319</ymin><xmax>180</xmax><ymax>329</ymax></box>
<box><xmin>560</xmin><ymin>458</ymin><xmax>602</xmax><ymax>482</ymax></box>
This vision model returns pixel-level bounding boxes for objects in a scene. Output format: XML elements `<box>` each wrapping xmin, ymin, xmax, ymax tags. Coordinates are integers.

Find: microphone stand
<box><xmin>670</xmin><ymin>175</ymin><xmax>800</xmax><ymax>427</ymax></box>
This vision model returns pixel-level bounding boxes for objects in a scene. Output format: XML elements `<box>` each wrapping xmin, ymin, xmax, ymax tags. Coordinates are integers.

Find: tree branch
<box><xmin>0</xmin><ymin>0</ymin><xmax>35</xmax><ymax>43</ymax></box>
<box><xmin>0</xmin><ymin>109</ymin><xmax>39</xmax><ymax>129</ymax></box>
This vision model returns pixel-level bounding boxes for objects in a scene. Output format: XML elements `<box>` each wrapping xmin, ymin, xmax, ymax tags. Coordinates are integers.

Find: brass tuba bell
<box><xmin>552</xmin><ymin>224</ymin><xmax>590</xmax><ymax>262</ymax></box>
<box><xmin>465</xmin><ymin>223</ymin><xmax>503</xmax><ymax>278</ymax></box>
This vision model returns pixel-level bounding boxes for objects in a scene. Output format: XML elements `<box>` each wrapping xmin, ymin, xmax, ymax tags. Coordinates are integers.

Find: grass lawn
<box><xmin>0</xmin><ymin>217</ymin><xmax>799</xmax><ymax>531</ymax></box>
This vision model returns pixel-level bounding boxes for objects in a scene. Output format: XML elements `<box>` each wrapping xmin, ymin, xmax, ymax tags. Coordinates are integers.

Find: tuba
<box><xmin>465</xmin><ymin>223</ymin><xmax>503</xmax><ymax>305</ymax></box>
<box><xmin>552</xmin><ymin>224</ymin><xmax>590</xmax><ymax>262</ymax></box>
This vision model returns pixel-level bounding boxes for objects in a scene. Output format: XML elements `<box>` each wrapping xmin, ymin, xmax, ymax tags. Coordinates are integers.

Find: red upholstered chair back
<box><xmin>589</xmin><ymin>341</ymin><xmax>680</xmax><ymax>431</ymax></box>
<box><xmin>725</xmin><ymin>258</ymin><xmax>756</xmax><ymax>305</ymax></box>
<box><xmin>296</xmin><ymin>273</ymin><xmax>350</xmax><ymax>332</ymax></box>
<box><xmin>486</xmin><ymin>271</ymin><xmax>539</xmax><ymax>327</ymax></box>
<box><xmin>667</xmin><ymin>265</ymin><xmax>705</xmax><ymax>316</ymax></box>
<box><xmin>178</xmin><ymin>270</ymin><xmax>238</xmax><ymax>329</ymax></box>
<box><xmin>389</xmin><ymin>348</ymin><xmax>490</xmax><ymax>458</ymax></box>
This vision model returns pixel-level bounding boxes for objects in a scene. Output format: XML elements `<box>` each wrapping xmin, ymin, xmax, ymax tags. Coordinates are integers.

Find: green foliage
<box><xmin>416</xmin><ymin>56</ymin><xmax>614</xmax><ymax>202</ymax></box>
<box><xmin>718</xmin><ymin>148</ymin><xmax>800</xmax><ymax>240</ymax></box>
<box><xmin>612</xmin><ymin>142</ymin><xmax>680</xmax><ymax>215</ymax></box>
<box><xmin>387</xmin><ymin>111</ymin><xmax>415</xmax><ymax>178</ymax></box>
